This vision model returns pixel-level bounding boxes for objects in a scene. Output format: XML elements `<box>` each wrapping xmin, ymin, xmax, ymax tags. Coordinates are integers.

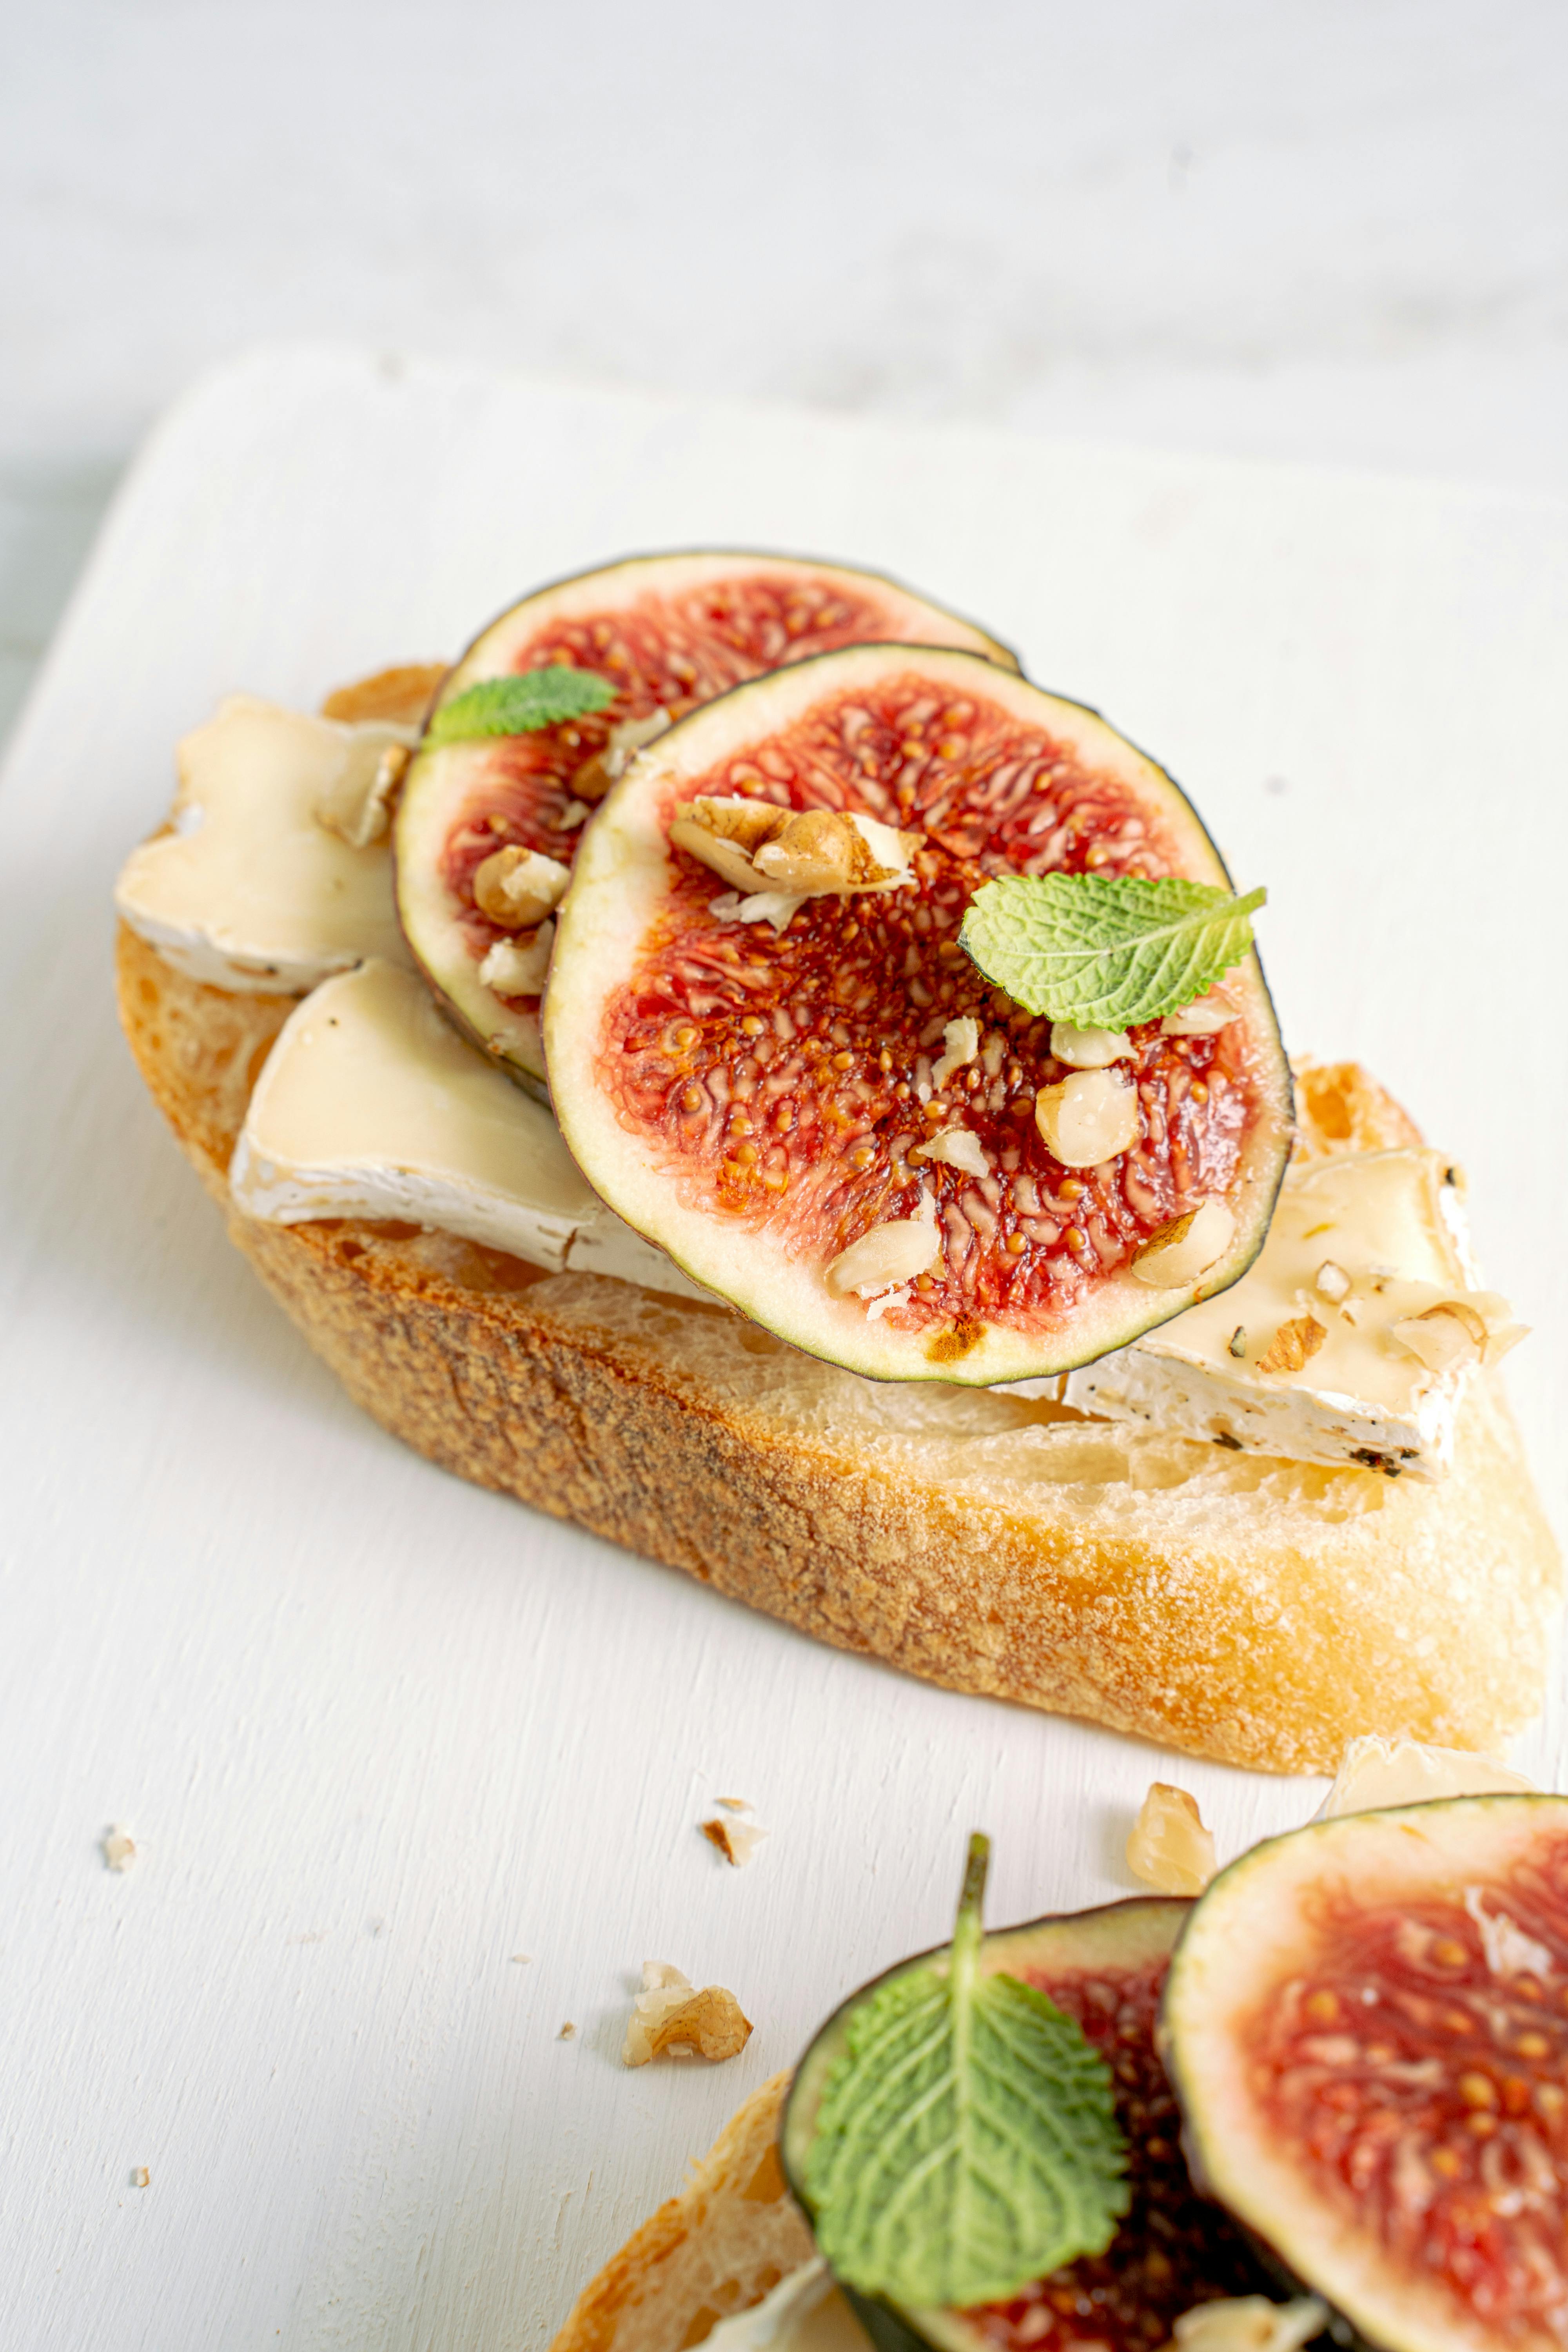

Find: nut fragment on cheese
<box><xmin>114</xmin><ymin>696</ymin><xmax>416</xmax><ymax>991</ymax></box>
<box><xmin>1171</xmin><ymin>2298</ymin><xmax>1329</xmax><ymax>2352</ymax></box>
<box><xmin>1316</xmin><ymin>1734</ymin><xmax>1538</xmax><ymax>1820</ymax></box>
<box><xmin>1051</xmin><ymin>1149</ymin><xmax>1523</xmax><ymax>1480</ymax></box>
<box><xmin>229</xmin><ymin>958</ymin><xmax>708</xmax><ymax>1299</ymax></box>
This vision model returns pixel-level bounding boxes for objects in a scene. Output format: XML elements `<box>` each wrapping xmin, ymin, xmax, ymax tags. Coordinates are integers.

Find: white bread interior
<box><xmin>548</xmin><ymin>2074</ymin><xmax>810</xmax><ymax>2352</ymax></box>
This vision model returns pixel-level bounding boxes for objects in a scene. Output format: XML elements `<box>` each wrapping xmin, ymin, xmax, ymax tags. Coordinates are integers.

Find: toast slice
<box><xmin>113</xmin><ymin>917</ymin><xmax>1559</xmax><ymax>1775</ymax></box>
<box><xmin>112</xmin><ymin>675</ymin><xmax>1560</xmax><ymax>1775</ymax></box>
<box><xmin>547</xmin><ymin>2075</ymin><xmax>811</xmax><ymax>2352</ymax></box>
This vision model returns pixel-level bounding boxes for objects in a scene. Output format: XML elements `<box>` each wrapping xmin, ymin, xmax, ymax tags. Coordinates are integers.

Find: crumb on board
<box><xmin>510</xmin><ymin>1953</ymin><xmax>532</xmax><ymax>1965</ymax></box>
<box><xmin>1126</xmin><ymin>1782</ymin><xmax>1217</xmax><ymax>1896</ymax></box>
<box><xmin>700</xmin><ymin>1804</ymin><xmax>768</xmax><ymax>1866</ymax></box>
<box><xmin>131</xmin><ymin>2168</ymin><xmax>150</xmax><ymax>2189</ymax></box>
<box><xmin>103</xmin><ymin>1826</ymin><xmax>137</xmax><ymax>1873</ymax></box>
<box><xmin>622</xmin><ymin>1962</ymin><xmax>753</xmax><ymax>2066</ymax></box>
<box><xmin>558</xmin><ymin>2021</ymin><xmax>577</xmax><ymax>2040</ymax></box>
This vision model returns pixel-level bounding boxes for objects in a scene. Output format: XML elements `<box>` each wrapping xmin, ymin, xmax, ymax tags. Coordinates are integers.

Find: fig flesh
<box><xmin>394</xmin><ymin>552</ymin><xmax>1016</xmax><ymax>1095</ymax></box>
<box><xmin>783</xmin><ymin>1897</ymin><xmax>1272</xmax><ymax>2352</ymax></box>
<box><xmin>1161</xmin><ymin>1795</ymin><xmax>1568</xmax><ymax>2352</ymax></box>
<box><xmin>546</xmin><ymin>644</ymin><xmax>1292</xmax><ymax>1383</ymax></box>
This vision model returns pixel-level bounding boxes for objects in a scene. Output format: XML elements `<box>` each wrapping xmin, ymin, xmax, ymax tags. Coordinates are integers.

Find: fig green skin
<box><xmin>781</xmin><ymin>1897</ymin><xmax>1191</xmax><ymax>2352</ymax></box>
<box><xmin>1160</xmin><ymin>1795</ymin><xmax>1568</xmax><ymax>2352</ymax></box>
<box><xmin>548</xmin><ymin>641</ymin><xmax>1295</xmax><ymax>1386</ymax></box>
<box><xmin>394</xmin><ymin>550</ymin><xmax>1020</xmax><ymax>1103</ymax></box>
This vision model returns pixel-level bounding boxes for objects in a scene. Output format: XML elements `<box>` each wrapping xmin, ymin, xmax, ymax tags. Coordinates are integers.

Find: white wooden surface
<box><xmin>0</xmin><ymin>348</ymin><xmax>1564</xmax><ymax>2351</ymax></box>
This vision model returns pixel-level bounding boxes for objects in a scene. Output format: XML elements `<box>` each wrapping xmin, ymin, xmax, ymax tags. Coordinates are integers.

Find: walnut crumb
<box><xmin>1127</xmin><ymin>1782</ymin><xmax>1217</xmax><ymax>1896</ymax></box>
<box><xmin>103</xmin><ymin>1826</ymin><xmax>137</xmax><ymax>1873</ymax></box>
<box><xmin>558</xmin><ymin>2022</ymin><xmax>577</xmax><ymax>2040</ymax></box>
<box><xmin>131</xmin><ymin>2167</ymin><xmax>150</xmax><ymax>2189</ymax></box>
<box><xmin>622</xmin><ymin>1962</ymin><xmax>753</xmax><ymax>2066</ymax></box>
<box><xmin>701</xmin><ymin>1813</ymin><xmax>768</xmax><ymax>1867</ymax></box>
<box><xmin>1255</xmin><ymin>1313</ymin><xmax>1326</xmax><ymax>1376</ymax></box>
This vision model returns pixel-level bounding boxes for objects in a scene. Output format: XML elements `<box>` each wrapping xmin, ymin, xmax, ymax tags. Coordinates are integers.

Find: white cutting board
<box><xmin>0</xmin><ymin>346</ymin><xmax>1563</xmax><ymax>2352</ymax></box>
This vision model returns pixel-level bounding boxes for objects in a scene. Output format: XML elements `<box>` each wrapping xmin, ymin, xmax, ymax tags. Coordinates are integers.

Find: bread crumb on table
<box><xmin>131</xmin><ymin>2168</ymin><xmax>150</xmax><ymax>2189</ymax></box>
<box><xmin>558</xmin><ymin>2021</ymin><xmax>577</xmax><ymax>2040</ymax></box>
<box><xmin>622</xmin><ymin>1962</ymin><xmax>753</xmax><ymax>2065</ymax></box>
<box><xmin>103</xmin><ymin>1826</ymin><xmax>137</xmax><ymax>1873</ymax></box>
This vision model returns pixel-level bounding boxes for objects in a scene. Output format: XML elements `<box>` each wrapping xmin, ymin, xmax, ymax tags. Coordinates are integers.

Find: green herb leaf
<box><xmin>426</xmin><ymin>667</ymin><xmax>616</xmax><ymax>746</ymax></box>
<box><xmin>959</xmin><ymin>874</ymin><xmax>1267</xmax><ymax>1027</ymax></box>
<box><xmin>802</xmin><ymin>1835</ymin><xmax>1127</xmax><ymax>2311</ymax></box>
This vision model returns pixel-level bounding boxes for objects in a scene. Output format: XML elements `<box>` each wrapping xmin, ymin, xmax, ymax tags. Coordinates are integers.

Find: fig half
<box><xmin>546</xmin><ymin>643</ymin><xmax>1292</xmax><ymax>1384</ymax></box>
<box><xmin>394</xmin><ymin>552</ymin><xmax>1016</xmax><ymax>1096</ymax></box>
<box><xmin>1161</xmin><ymin>1795</ymin><xmax>1568</xmax><ymax>2352</ymax></box>
<box><xmin>783</xmin><ymin>1896</ymin><xmax>1270</xmax><ymax>2352</ymax></box>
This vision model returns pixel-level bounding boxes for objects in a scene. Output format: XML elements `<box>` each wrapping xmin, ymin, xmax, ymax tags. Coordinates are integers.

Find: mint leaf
<box><xmin>959</xmin><ymin>874</ymin><xmax>1266</xmax><ymax>1027</ymax></box>
<box><xmin>802</xmin><ymin>1835</ymin><xmax>1127</xmax><ymax>2311</ymax></box>
<box><xmin>426</xmin><ymin>667</ymin><xmax>616</xmax><ymax>745</ymax></box>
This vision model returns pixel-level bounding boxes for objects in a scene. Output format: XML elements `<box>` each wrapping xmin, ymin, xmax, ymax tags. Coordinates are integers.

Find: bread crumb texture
<box><xmin>548</xmin><ymin>2073</ymin><xmax>809</xmax><ymax>2352</ymax></box>
<box><xmin>116</xmin><ymin>925</ymin><xmax>1561</xmax><ymax>1774</ymax></box>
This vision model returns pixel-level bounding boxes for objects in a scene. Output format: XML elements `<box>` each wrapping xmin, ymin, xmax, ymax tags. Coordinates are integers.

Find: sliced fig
<box><xmin>394</xmin><ymin>553</ymin><xmax>1016</xmax><ymax>1095</ymax></box>
<box><xmin>783</xmin><ymin>1897</ymin><xmax>1271</xmax><ymax>2352</ymax></box>
<box><xmin>1161</xmin><ymin>1795</ymin><xmax>1568</xmax><ymax>2352</ymax></box>
<box><xmin>546</xmin><ymin>644</ymin><xmax>1292</xmax><ymax>1383</ymax></box>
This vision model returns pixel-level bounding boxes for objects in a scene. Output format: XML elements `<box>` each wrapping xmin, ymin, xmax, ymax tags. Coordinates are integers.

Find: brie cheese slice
<box><xmin>229</xmin><ymin>959</ymin><xmax>708</xmax><ymax>1300</ymax></box>
<box><xmin>702</xmin><ymin>2264</ymin><xmax>868</xmax><ymax>2352</ymax></box>
<box><xmin>114</xmin><ymin>696</ymin><xmax>415</xmax><ymax>991</ymax></box>
<box><xmin>1013</xmin><ymin>1151</ymin><xmax>1522</xmax><ymax>1480</ymax></box>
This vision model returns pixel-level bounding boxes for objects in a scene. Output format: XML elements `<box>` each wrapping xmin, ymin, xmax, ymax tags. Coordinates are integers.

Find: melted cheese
<box><xmin>703</xmin><ymin>2264</ymin><xmax>869</xmax><ymax>2352</ymax></box>
<box><xmin>1039</xmin><ymin>1151</ymin><xmax>1518</xmax><ymax>1480</ymax></box>
<box><xmin>1316</xmin><ymin>1735</ymin><xmax>1537</xmax><ymax>1819</ymax></box>
<box><xmin>229</xmin><ymin>959</ymin><xmax>707</xmax><ymax>1299</ymax></box>
<box><xmin>114</xmin><ymin>696</ymin><xmax>415</xmax><ymax>991</ymax></box>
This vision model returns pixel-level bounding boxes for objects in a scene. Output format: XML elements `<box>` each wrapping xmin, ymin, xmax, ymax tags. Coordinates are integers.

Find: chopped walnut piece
<box><xmin>701</xmin><ymin>1812</ymin><xmax>768</xmax><ymax>1866</ymax></box>
<box><xmin>103</xmin><ymin>1826</ymin><xmax>137</xmax><ymax>1873</ymax></box>
<box><xmin>670</xmin><ymin>797</ymin><xmax>918</xmax><ymax>901</ymax></box>
<box><xmin>1390</xmin><ymin>1299</ymin><xmax>1488</xmax><ymax>1375</ymax></box>
<box><xmin>472</xmin><ymin>845</ymin><xmax>570</xmax><ymax>929</ymax></box>
<box><xmin>1127</xmin><ymin>1783</ymin><xmax>1217</xmax><ymax>1896</ymax></box>
<box><xmin>558</xmin><ymin>2021</ymin><xmax>577</xmax><ymax>2040</ymax></box>
<box><xmin>824</xmin><ymin>1194</ymin><xmax>942</xmax><ymax>1298</ymax></box>
<box><xmin>1255</xmin><ymin>1313</ymin><xmax>1327</xmax><ymax>1376</ymax></box>
<box><xmin>622</xmin><ymin>1962</ymin><xmax>753</xmax><ymax>2065</ymax></box>
<box><xmin>1170</xmin><ymin>2297</ymin><xmax>1328</xmax><ymax>2352</ymax></box>
<box><xmin>478</xmin><ymin>920</ymin><xmax>554</xmax><ymax>997</ymax></box>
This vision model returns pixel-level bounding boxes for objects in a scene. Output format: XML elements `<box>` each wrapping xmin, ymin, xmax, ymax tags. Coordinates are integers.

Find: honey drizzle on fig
<box><xmin>1247</xmin><ymin>1835</ymin><xmax>1568</xmax><ymax>2336</ymax></box>
<box><xmin>972</xmin><ymin>1959</ymin><xmax>1263</xmax><ymax>2349</ymax></box>
<box><xmin>603</xmin><ymin>677</ymin><xmax>1258</xmax><ymax>1332</ymax></box>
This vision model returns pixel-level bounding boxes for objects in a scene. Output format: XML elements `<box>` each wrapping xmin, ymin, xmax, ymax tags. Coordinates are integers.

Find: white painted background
<box><xmin>2</xmin><ymin>7</ymin><xmax>1566</xmax><ymax>2345</ymax></box>
<box><xmin>1</xmin><ymin>350</ymin><xmax>1564</xmax><ymax>2350</ymax></box>
<box><xmin>2</xmin><ymin>0</ymin><xmax>1566</xmax><ymax>740</ymax></box>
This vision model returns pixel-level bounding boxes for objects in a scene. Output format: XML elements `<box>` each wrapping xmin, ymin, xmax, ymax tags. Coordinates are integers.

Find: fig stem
<box><xmin>953</xmin><ymin>1832</ymin><xmax>990</xmax><ymax>1973</ymax></box>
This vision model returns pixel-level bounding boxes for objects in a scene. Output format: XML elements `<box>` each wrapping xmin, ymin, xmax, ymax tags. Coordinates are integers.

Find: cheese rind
<box><xmin>114</xmin><ymin>696</ymin><xmax>415</xmax><ymax>992</ymax></box>
<box><xmin>1012</xmin><ymin>1151</ymin><xmax>1519</xmax><ymax>1481</ymax></box>
<box><xmin>229</xmin><ymin>960</ymin><xmax>708</xmax><ymax>1300</ymax></box>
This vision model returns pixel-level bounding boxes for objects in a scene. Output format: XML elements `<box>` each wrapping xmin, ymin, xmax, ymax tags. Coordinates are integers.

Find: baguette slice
<box><xmin>549</xmin><ymin>2074</ymin><xmax>812</xmax><ymax>2352</ymax></box>
<box><xmin>112</xmin><ymin>681</ymin><xmax>1561</xmax><ymax>1775</ymax></box>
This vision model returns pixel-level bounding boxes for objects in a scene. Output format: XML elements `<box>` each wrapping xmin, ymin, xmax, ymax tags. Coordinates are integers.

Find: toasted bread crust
<box><xmin>548</xmin><ymin>2075</ymin><xmax>810</xmax><ymax>2352</ymax></box>
<box><xmin>114</xmin><ymin>916</ymin><xmax>1560</xmax><ymax>1775</ymax></box>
